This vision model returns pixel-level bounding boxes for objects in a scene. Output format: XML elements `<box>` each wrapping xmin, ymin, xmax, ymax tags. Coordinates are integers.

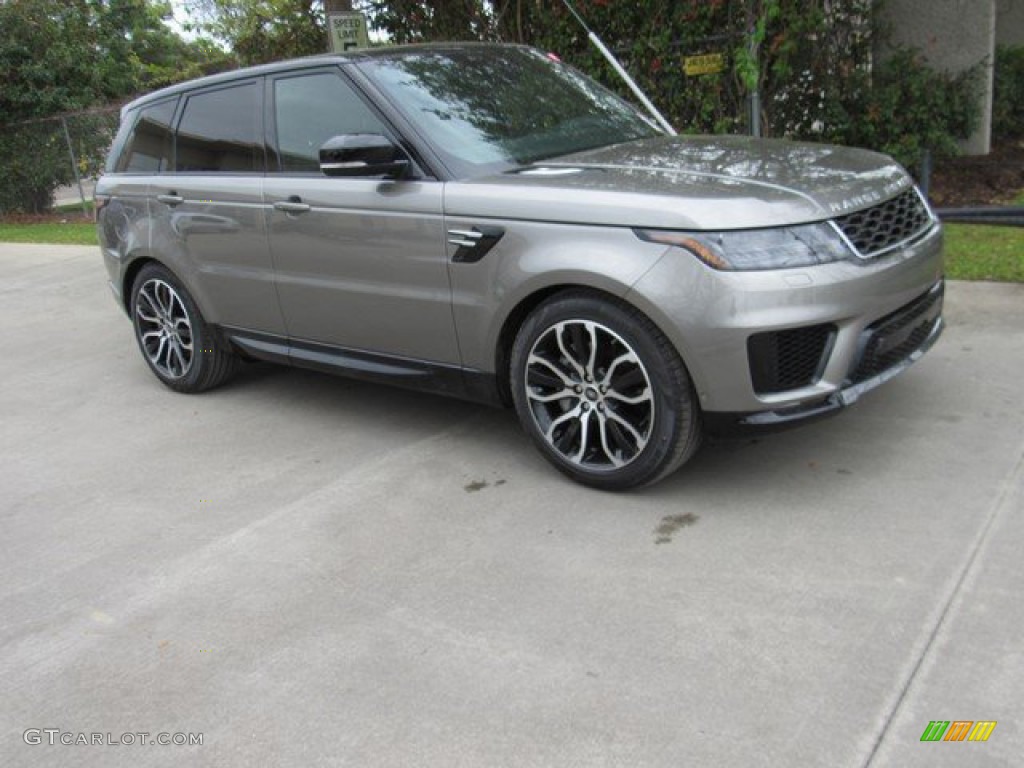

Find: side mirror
<box><xmin>318</xmin><ymin>134</ymin><xmax>410</xmax><ymax>179</ymax></box>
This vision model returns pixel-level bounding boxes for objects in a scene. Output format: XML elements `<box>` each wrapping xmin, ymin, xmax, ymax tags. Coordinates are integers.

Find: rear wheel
<box><xmin>510</xmin><ymin>292</ymin><xmax>701</xmax><ymax>490</ymax></box>
<box><xmin>130</xmin><ymin>263</ymin><xmax>237</xmax><ymax>393</ymax></box>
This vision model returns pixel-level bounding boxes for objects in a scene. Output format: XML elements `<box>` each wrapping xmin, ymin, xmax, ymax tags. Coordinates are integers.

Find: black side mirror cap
<box><xmin>319</xmin><ymin>134</ymin><xmax>410</xmax><ymax>179</ymax></box>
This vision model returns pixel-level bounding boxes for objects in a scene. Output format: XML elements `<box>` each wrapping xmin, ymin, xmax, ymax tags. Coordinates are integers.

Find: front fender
<box><xmin>446</xmin><ymin>218</ymin><xmax>670</xmax><ymax>372</ymax></box>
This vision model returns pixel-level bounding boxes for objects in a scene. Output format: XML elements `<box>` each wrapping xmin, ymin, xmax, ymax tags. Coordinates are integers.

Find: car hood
<box><xmin>444</xmin><ymin>135</ymin><xmax>915</xmax><ymax>230</ymax></box>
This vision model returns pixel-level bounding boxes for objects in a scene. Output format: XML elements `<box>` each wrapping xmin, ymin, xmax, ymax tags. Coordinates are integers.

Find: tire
<box><xmin>129</xmin><ymin>263</ymin><xmax>237</xmax><ymax>393</ymax></box>
<box><xmin>510</xmin><ymin>291</ymin><xmax>702</xmax><ymax>490</ymax></box>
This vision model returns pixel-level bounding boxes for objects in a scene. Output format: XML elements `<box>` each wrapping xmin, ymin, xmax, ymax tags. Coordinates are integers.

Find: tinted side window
<box><xmin>113</xmin><ymin>99</ymin><xmax>177</xmax><ymax>173</ymax></box>
<box><xmin>273</xmin><ymin>72</ymin><xmax>387</xmax><ymax>172</ymax></box>
<box><xmin>176</xmin><ymin>83</ymin><xmax>261</xmax><ymax>172</ymax></box>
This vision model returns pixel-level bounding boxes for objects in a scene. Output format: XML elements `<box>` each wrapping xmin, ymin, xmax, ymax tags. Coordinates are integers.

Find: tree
<box><xmin>0</xmin><ymin>0</ymin><xmax>229</xmax><ymax>212</ymax></box>
<box><xmin>181</xmin><ymin>0</ymin><xmax>329</xmax><ymax>64</ymax></box>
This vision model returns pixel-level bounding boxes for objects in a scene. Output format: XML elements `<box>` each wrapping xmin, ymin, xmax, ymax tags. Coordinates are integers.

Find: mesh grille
<box><xmin>848</xmin><ymin>283</ymin><xmax>944</xmax><ymax>385</ymax></box>
<box><xmin>834</xmin><ymin>188</ymin><xmax>932</xmax><ymax>257</ymax></box>
<box><xmin>748</xmin><ymin>324</ymin><xmax>836</xmax><ymax>395</ymax></box>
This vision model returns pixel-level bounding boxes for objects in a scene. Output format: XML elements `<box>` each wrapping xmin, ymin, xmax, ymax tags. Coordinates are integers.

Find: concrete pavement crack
<box><xmin>860</xmin><ymin>441</ymin><xmax>1024</xmax><ymax>767</ymax></box>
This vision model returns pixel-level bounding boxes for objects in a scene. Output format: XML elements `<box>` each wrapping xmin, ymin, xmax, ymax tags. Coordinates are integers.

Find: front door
<box><xmin>263</xmin><ymin>68</ymin><xmax>458</xmax><ymax>365</ymax></box>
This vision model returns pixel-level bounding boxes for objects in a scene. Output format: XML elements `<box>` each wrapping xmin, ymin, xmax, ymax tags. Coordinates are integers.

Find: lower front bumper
<box><xmin>704</xmin><ymin>310</ymin><xmax>944</xmax><ymax>437</ymax></box>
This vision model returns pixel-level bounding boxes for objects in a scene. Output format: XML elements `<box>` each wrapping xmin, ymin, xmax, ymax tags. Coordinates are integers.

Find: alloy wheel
<box><xmin>524</xmin><ymin>319</ymin><xmax>655</xmax><ymax>471</ymax></box>
<box><xmin>134</xmin><ymin>278</ymin><xmax>194</xmax><ymax>379</ymax></box>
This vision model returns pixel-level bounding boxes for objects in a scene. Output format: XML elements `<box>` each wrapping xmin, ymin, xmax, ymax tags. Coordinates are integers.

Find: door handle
<box><xmin>274</xmin><ymin>196</ymin><xmax>311</xmax><ymax>214</ymax></box>
<box><xmin>156</xmin><ymin>192</ymin><xmax>184</xmax><ymax>206</ymax></box>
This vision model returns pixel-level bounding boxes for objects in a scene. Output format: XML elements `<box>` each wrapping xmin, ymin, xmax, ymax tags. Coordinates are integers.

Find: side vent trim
<box><xmin>447</xmin><ymin>225</ymin><xmax>506</xmax><ymax>263</ymax></box>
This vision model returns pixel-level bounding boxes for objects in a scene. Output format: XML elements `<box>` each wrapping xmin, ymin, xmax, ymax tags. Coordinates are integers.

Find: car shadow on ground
<box><xmin>219</xmin><ymin>355</ymin><xmax>912</xmax><ymax>503</ymax></box>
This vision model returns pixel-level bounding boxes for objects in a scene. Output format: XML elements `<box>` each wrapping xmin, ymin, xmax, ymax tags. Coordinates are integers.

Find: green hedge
<box><xmin>993</xmin><ymin>45</ymin><xmax>1024</xmax><ymax>140</ymax></box>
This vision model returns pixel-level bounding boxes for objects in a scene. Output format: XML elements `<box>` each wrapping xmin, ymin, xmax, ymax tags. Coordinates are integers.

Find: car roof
<box><xmin>121</xmin><ymin>42</ymin><xmax>532</xmax><ymax>114</ymax></box>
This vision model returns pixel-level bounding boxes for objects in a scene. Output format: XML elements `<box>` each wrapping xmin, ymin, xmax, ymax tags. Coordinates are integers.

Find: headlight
<box><xmin>634</xmin><ymin>223</ymin><xmax>853</xmax><ymax>271</ymax></box>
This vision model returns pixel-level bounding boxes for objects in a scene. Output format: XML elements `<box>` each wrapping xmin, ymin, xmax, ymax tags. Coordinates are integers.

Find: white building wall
<box><xmin>997</xmin><ymin>0</ymin><xmax>1024</xmax><ymax>45</ymax></box>
<box><xmin>880</xmin><ymin>0</ymin><xmax>996</xmax><ymax>154</ymax></box>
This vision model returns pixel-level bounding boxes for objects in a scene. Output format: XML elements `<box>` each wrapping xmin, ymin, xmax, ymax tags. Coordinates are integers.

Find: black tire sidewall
<box><xmin>510</xmin><ymin>293</ymin><xmax>696</xmax><ymax>490</ymax></box>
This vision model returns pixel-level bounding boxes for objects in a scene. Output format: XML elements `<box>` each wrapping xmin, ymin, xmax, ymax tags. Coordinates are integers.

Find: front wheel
<box><xmin>510</xmin><ymin>292</ymin><xmax>701</xmax><ymax>490</ymax></box>
<box><xmin>130</xmin><ymin>263</ymin><xmax>237</xmax><ymax>393</ymax></box>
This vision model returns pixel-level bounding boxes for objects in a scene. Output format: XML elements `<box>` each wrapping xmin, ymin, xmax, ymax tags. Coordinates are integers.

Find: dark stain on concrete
<box><xmin>655</xmin><ymin>512</ymin><xmax>699</xmax><ymax>544</ymax></box>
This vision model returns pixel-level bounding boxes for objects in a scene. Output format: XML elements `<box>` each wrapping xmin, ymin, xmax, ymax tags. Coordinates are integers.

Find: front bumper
<box><xmin>703</xmin><ymin>297</ymin><xmax>944</xmax><ymax>435</ymax></box>
<box><xmin>626</xmin><ymin>222</ymin><xmax>945</xmax><ymax>418</ymax></box>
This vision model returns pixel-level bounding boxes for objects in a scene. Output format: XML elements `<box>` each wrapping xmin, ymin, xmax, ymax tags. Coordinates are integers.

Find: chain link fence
<box><xmin>0</xmin><ymin>105</ymin><xmax>122</xmax><ymax>217</ymax></box>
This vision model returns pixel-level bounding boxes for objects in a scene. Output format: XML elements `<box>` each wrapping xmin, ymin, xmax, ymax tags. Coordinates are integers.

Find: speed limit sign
<box><xmin>328</xmin><ymin>12</ymin><xmax>370</xmax><ymax>52</ymax></box>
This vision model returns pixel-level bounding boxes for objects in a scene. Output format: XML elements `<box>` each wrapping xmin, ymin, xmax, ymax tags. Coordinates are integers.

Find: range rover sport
<box><xmin>96</xmin><ymin>44</ymin><xmax>944</xmax><ymax>489</ymax></box>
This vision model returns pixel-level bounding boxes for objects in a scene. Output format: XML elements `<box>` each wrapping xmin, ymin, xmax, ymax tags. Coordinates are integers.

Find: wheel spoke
<box><xmin>527</xmin><ymin>353</ymin><xmax>574</xmax><ymax>389</ymax></box>
<box><xmin>554</xmin><ymin>323</ymin><xmax>586</xmax><ymax>379</ymax></box>
<box><xmin>153</xmin><ymin>283</ymin><xmax>172</xmax><ymax>316</ymax></box>
<box><xmin>583</xmin><ymin>322</ymin><xmax>598</xmax><ymax>375</ymax></box>
<box><xmin>606</xmin><ymin>416</ymin><xmax>637</xmax><ymax>457</ymax></box>
<box><xmin>605</xmin><ymin>386</ymin><xmax>652</xmax><ymax>406</ymax></box>
<box><xmin>545</xmin><ymin>406</ymin><xmax>581</xmax><ymax>442</ymax></box>
<box><xmin>553</xmin><ymin>416</ymin><xmax>581</xmax><ymax>454</ymax></box>
<box><xmin>606</xmin><ymin>409</ymin><xmax>648</xmax><ymax>451</ymax></box>
<box><xmin>596</xmin><ymin>414</ymin><xmax>626</xmax><ymax>468</ymax></box>
<box><xmin>135</xmin><ymin>299</ymin><xmax>160</xmax><ymax>324</ymax></box>
<box><xmin>602</xmin><ymin>351</ymin><xmax>642</xmax><ymax>386</ymax></box>
<box><xmin>572</xmin><ymin>410</ymin><xmax>592</xmax><ymax>463</ymax></box>
<box><xmin>153</xmin><ymin>336</ymin><xmax>168</xmax><ymax>367</ymax></box>
<box><xmin>528</xmin><ymin>368</ymin><xmax>566</xmax><ymax>391</ymax></box>
<box><xmin>527</xmin><ymin>387</ymin><xmax>576</xmax><ymax>404</ymax></box>
<box><xmin>169</xmin><ymin>340</ymin><xmax>186</xmax><ymax>376</ymax></box>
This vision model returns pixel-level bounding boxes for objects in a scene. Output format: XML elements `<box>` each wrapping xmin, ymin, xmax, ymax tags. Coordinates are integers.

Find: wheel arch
<box><xmin>122</xmin><ymin>255</ymin><xmax>218</xmax><ymax>328</ymax></box>
<box><xmin>121</xmin><ymin>255</ymin><xmax>159</xmax><ymax>313</ymax></box>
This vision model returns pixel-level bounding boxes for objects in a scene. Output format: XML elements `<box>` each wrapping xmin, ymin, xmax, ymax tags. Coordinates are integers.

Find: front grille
<box><xmin>847</xmin><ymin>282</ymin><xmax>944</xmax><ymax>385</ymax></box>
<box><xmin>834</xmin><ymin>188</ymin><xmax>932</xmax><ymax>258</ymax></box>
<box><xmin>748</xmin><ymin>324</ymin><xmax>836</xmax><ymax>395</ymax></box>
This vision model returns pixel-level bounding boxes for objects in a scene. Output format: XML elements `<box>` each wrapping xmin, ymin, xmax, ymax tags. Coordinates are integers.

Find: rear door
<box><xmin>149</xmin><ymin>79</ymin><xmax>286</xmax><ymax>335</ymax></box>
<box><xmin>263</xmin><ymin>67</ymin><xmax>458</xmax><ymax>365</ymax></box>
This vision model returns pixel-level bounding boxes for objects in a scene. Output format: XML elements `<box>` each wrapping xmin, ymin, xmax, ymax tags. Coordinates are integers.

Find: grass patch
<box><xmin>944</xmin><ymin>223</ymin><xmax>1024</xmax><ymax>282</ymax></box>
<box><xmin>0</xmin><ymin>219</ymin><xmax>97</xmax><ymax>245</ymax></box>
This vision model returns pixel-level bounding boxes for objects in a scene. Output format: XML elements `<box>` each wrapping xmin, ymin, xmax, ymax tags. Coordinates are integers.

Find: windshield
<box><xmin>356</xmin><ymin>46</ymin><xmax>662</xmax><ymax>178</ymax></box>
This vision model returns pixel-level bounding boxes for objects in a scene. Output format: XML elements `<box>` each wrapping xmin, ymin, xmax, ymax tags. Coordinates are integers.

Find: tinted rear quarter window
<box><xmin>111</xmin><ymin>98</ymin><xmax>178</xmax><ymax>173</ymax></box>
<box><xmin>175</xmin><ymin>82</ymin><xmax>262</xmax><ymax>172</ymax></box>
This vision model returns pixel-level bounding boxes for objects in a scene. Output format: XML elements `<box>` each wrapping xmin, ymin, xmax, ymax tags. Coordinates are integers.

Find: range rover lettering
<box><xmin>96</xmin><ymin>44</ymin><xmax>944</xmax><ymax>490</ymax></box>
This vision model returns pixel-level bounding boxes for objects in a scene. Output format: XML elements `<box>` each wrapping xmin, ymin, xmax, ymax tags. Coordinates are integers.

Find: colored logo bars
<box><xmin>920</xmin><ymin>721</ymin><xmax>997</xmax><ymax>742</ymax></box>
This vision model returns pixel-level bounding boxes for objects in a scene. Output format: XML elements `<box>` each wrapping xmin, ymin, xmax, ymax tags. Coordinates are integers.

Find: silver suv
<box><xmin>96</xmin><ymin>44</ymin><xmax>944</xmax><ymax>489</ymax></box>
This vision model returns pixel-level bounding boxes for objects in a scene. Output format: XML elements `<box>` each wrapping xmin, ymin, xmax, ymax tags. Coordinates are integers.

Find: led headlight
<box><xmin>635</xmin><ymin>223</ymin><xmax>854</xmax><ymax>271</ymax></box>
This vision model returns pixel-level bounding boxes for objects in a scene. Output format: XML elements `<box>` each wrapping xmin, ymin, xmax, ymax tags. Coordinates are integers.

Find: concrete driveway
<box><xmin>1</xmin><ymin>243</ymin><xmax>1021</xmax><ymax>767</ymax></box>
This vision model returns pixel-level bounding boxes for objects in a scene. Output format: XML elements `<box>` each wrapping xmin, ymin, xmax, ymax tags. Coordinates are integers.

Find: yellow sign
<box><xmin>683</xmin><ymin>53</ymin><xmax>725</xmax><ymax>76</ymax></box>
<box><xmin>328</xmin><ymin>12</ymin><xmax>370</xmax><ymax>53</ymax></box>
